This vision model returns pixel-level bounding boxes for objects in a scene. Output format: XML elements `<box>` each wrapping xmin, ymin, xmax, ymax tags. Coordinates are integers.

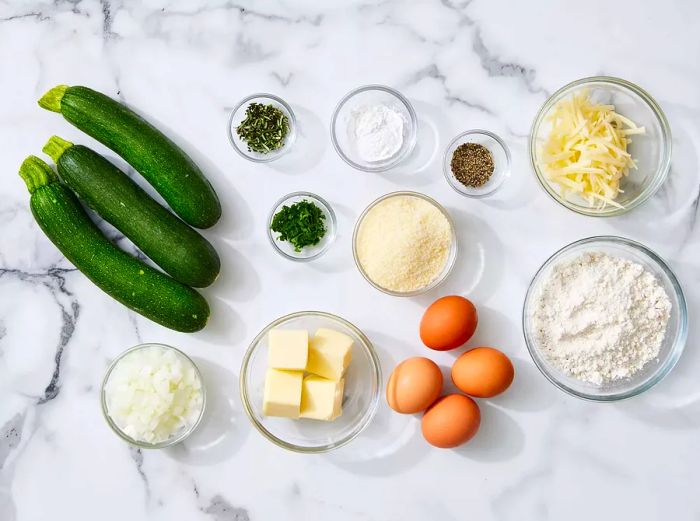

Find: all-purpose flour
<box><xmin>348</xmin><ymin>104</ymin><xmax>406</xmax><ymax>162</ymax></box>
<box><xmin>530</xmin><ymin>252</ymin><xmax>672</xmax><ymax>385</ymax></box>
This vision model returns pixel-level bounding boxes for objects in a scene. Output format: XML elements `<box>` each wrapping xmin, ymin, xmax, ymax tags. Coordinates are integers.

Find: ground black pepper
<box><xmin>450</xmin><ymin>143</ymin><xmax>494</xmax><ymax>188</ymax></box>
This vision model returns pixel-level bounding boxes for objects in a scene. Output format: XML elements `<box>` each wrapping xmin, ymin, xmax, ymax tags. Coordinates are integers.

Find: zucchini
<box><xmin>38</xmin><ymin>85</ymin><xmax>221</xmax><ymax>229</ymax></box>
<box><xmin>19</xmin><ymin>156</ymin><xmax>209</xmax><ymax>332</ymax></box>
<box><xmin>44</xmin><ymin>136</ymin><xmax>220</xmax><ymax>288</ymax></box>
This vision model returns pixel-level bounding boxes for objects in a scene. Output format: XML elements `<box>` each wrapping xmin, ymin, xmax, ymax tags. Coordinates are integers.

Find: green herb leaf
<box><xmin>270</xmin><ymin>200</ymin><xmax>327</xmax><ymax>252</ymax></box>
<box><xmin>236</xmin><ymin>102</ymin><xmax>290</xmax><ymax>154</ymax></box>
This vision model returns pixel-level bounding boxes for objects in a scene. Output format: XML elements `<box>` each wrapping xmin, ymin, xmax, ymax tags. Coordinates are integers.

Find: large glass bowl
<box><xmin>530</xmin><ymin>77</ymin><xmax>672</xmax><ymax>216</ymax></box>
<box><xmin>101</xmin><ymin>343</ymin><xmax>206</xmax><ymax>448</ymax></box>
<box><xmin>240</xmin><ymin>311</ymin><xmax>381</xmax><ymax>453</ymax></box>
<box><xmin>352</xmin><ymin>191</ymin><xmax>458</xmax><ymax>296</ymax></box>
<box><xmin>330</xmin><ymin>85</ymin><xmax>417</xmax><ymax>172</ymax></box>
<box><xmin>523</xmin><ymin>236</ymin><xmax>687</xmax><ymax>401</ymax></box>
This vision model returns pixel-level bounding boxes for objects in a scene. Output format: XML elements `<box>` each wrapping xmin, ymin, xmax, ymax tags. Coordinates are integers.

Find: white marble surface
<box><xmin>1</xmin><ymin>1</ymin><xmax>699</xmax><ymax>519</ymax></box>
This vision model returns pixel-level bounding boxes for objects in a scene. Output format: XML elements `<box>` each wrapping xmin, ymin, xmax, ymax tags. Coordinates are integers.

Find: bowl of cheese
<box><xmin>530</xmin><ymin>76</ymin><xmax>671</xmax><ymax>216</ymax></box>
<box><xmin>240</xmin><ymin>311</ymin><xmax>381</xmax><ymax>453</ymax></box>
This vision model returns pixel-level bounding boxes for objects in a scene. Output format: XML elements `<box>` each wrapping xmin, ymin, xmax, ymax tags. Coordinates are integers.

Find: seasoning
<box><xmin>450</xmin><ymin>143</ymin><xmax>494</xmax><ymax>188</ymax></box>
<box><xmin>271</xmin><ymin>200</ymin><xmax>327</xmax><ymax>252</ymax></box>
<box><xmin>355</xmin><ymin>194</ymin><xmax>452</xmax><ymax>293</ymax></box>
<box><xmin>236</xmin><ymin>102</ymin><xmax>289</xmax><ymax>154</ymax></box>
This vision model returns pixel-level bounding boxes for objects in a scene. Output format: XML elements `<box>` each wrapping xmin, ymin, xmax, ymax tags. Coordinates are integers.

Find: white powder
<box><xmin>530</xmin><ymin>252</ymin><xmax>671</xmax><ymax>385</ymax></box>
<box><xmin>348</xmin><ymin>104</ymin><xmax>406</xmax><ymax>162</ymax></box>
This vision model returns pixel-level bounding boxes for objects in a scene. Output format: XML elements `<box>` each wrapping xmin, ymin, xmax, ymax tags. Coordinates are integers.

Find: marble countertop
<box><xmin>1</xmin><ymin>1</ymin><xmax>699</xmax><ymax>520</ymax></box>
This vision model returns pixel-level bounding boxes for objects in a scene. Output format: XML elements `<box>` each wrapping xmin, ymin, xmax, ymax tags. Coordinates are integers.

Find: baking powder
<box><xmin>348</xmin><ymin>104</ymin><xmax>406</xmax><ymax>162</ymax></box>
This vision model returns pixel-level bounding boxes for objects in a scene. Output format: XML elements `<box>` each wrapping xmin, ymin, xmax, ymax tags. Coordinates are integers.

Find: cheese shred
<box><xmin>538</xmin><ymin>90</ymin><xmax>645</xmax><ymax>209</ymax></box>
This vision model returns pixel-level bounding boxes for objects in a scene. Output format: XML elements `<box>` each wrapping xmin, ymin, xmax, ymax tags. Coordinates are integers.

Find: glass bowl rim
<box><xmin>100</xmin><ymin>342</ymin><xmax>207</xmax><ymax>449</ymax></box>
<box><xmin>529</xmin><ymin>76</ymin><xmax>672</xmax><ymax>217</ymax></box>
<box><xmin>267</xmin><ymin>191</ymin><xmax>338</xmax><ymax>262</ymax></box>
<box><xmin>239</xmin><ymin>310</ymin><xmax>382</xmax><ymax>453</ymax></box>
<box><xmin>442</xmin><ymin>129</ymin><xmax>512</xmax><ymax>198</ymax></box>
<box><xmin>522</xmin><ymin>235</ymin><xmax>688</xmax><ymax>402</ymax></box>
<box><xmin>227</xmin><ymin>92</ymin><xmax>297</xmax><ymax>163</ymax></box>
<box><xmin>330</xmin><ymin>84</ymin><xmax>418</xmax><ymax>172</ymax></box>
<box><xmin>352</xmin><ymin>190</ymin><xmax>458</xmax><ymax>296</ymax></box>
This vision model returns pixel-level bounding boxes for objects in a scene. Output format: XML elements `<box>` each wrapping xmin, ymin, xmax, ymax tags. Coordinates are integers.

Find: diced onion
<box><xmin>105</xmin><ymin>345</ymin><xmax>203</xmax><ymax>444</ymax></box>
<box><xmin>538</xmin><ymin>90</ymin><xmax>645</xmax><ymax>209</ymax></box>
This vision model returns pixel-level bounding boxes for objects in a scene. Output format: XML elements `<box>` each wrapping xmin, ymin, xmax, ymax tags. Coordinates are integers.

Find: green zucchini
<box><xmin>38</xmin><ymin>85</ymin><xmax>221</xmax><ymax>229</ymax></box>
<box><xmin>44</xmin><ymin>136</ymin><xmax>220</xmax><ymax>288</ymax></box>
<box><xmin>19</xmin><ymin>156</ymin><xmax>209</xmax><ymax>332</ymax></box>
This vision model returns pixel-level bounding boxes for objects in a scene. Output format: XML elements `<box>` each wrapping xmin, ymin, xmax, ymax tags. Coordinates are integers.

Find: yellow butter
<box><xmin>267</xmin><ymin>329</ymin><xmax>308</xmax><ymax>371</ymax></box>
<box><xmin>307</xmin><ymin>328</ymin><xmax>353</xmax><ymax>381</ymax></box>
<box><xmin>300</xmin><ymin>375</ymin><xmax>345</xmax><ymax>421</ymax></box>
<box><xmin>262</xmin><ymin>368</ymin><xmax>303</xmax><ymax>418</ymax></box>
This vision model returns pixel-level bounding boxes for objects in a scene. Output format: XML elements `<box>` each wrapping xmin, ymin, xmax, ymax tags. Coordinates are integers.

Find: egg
<box><xmin>420</xmin><ymin>296</ymin><xmax>478</xmax><ymax>351</ymax></box>
<box><xmin>386</xmin><ymin>357</ymin><xmax>443</xmax><ymax>414</ymax></box>
<box><xmin>451</xmin><ymin>347</ymin><xmax>514</xmax><ymax>398</ymax></box>
<box><xmin>421</xmin><ymin>394</ymin><xmax>481</xmax><ymax>448</ymax></box>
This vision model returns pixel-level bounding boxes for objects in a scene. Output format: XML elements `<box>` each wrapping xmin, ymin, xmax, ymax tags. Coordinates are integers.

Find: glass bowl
<box><xmin>101</xmin><ymin>343</ymin><xmax>206</xmax><ymax>448</ymax></box>
<box><xmin>523</xmin><ymin>236</ymin><xmax>687</xmax><ymax>401</ymax></box>
<box><xmin>352</xmin><ymin>191</ymin><xmax>458</xmax><ymax>296</ymax></box>
<box><xmin>530</xmin><ymin>77</ymin><xmax>672</xmax><ymax>216</ymax></box>
<box><xmin>443</xmin><ymin>129</ymin><xmax>511</xmax><ymax>197</ymax></box>
<box><xmin>330</xmin><ymin>85</ymin><xmax>417</xmax><ymax>172</ymax></box>
<box><xmin>267</xmin><ymin>191</ymin><xmax>337</xmax><ymax>262</ymax></box>
<box><xmin>227</xmin><ymin>93</ymin><xmax>297</xmax><ymax>162</ymax></box>
<box><xmin>240</xmin><ymin>311</ymin><xmax>381</xmax><ymax>453</ymax></box>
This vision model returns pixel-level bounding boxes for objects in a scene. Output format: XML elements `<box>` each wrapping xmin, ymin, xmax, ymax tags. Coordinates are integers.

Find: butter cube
<box><xmin>268</xmin><ymin>329</ymin><xmax>308</xmax><ymax>370</ymax></box>
<box><xmin>262</xmin><ymin>369</ymin><xmax>303</xmax><ymax>418</ymax></box>
<box><xmin>300</xmin><ymin>375</ymin><xmax>345</xmax><ymax>421</ymax></box>
<box><xmin>307</xmin><ymin>328</ymin><xmax>353</xmax><ymax>381</ymax></box>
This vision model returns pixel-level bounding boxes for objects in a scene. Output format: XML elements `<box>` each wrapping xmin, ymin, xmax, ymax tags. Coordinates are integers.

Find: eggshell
<box><xmin>452</xmin><ymin>347</ymin><xmax>514</xmax><ymax>398</ymax></box>
<box><xmin>421</xmin><ymin>394</ymin><xmax>480</xmax><ymax>448</ymax></box>
<box><xmin>386</xmin><ymin>357</ymin><xmax>443</xmax><ymax>414</ymax></box>
<box><xmin>420</xmin><ymin>296</ymin><xmax>478</xmax><ymax>351</ymax></box>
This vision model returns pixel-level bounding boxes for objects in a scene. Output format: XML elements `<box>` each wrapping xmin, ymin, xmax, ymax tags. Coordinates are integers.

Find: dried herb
<box><xmin>271</xmin><ymin>200</ymin><xmax>327</xmax><ymax>252</ymax></box>
<box><xmin>451</xmin><ymin>143</ymin><xmax>494</xmax><ymax>188</ymax></box>
<box><xmin>236</xmin><ymin>102</ymin><xmax>289</xmax><ymax>154</ymax></box>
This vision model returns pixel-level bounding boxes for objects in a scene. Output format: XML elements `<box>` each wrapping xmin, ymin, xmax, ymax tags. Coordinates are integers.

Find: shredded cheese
<box><xmin>538</xmin><ymin>90</ymin><xmax>645</xmax><ymax>209</ymax></box>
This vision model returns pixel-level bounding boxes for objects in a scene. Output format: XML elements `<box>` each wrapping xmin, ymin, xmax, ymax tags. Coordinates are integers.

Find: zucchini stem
<box><xmin>43</xmin><ymin>135</ymin><xmax>74</xmax><ymax>163</ymax></box>
<box><xmin>19</xmin><ymin>156</ymin><xmax>57</xmax><ymax>193</ymax></box>
<box><xmin>38</xmin><ymin>85</ymin><xmax>68</xmax><ymax>112</ymax></box>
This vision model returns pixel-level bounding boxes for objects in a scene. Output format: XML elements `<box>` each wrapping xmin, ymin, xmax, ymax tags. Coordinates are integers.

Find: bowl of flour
<box><xmin>523</xmin><ymin>236</ymin><xmax>687</xmax><ymax>401</ymax></box>
<box><xmin>331</xmin><ymin>85</ymin><xmax>417</xmax><ymax>172</ymax></box>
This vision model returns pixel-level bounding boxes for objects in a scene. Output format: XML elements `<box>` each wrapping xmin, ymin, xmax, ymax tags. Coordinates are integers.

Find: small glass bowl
<box><xmin>101</xmin><ymin>343</ymin><xmax>206</xmax><ymax>448</ymax></box>
<box><xmin>240</xmin><ymin>311</ymin><xmax>381</xmax><ymax>453</ymax></box>
<box><xmin>530</xmin><ymin>76</ymin><xmax>672</xmax><ymax>216</ymax></box>
<box><xmin>523</xmin><ymin>236</ymin><xmax>688</xmax><ymax>401</ymax></box>
<box><xmin>443</xmin><ymin>129</ymin><xmax>511</xmax><ymax>197</ymax></box>
<box><xmin>267</xmin><ymin>192</ymin><xmax>337</xmax><ymax>262</ymax></box>
<box><xmin>352</xmin><ymin>191</ymin><xmax>458</xmax><ymax>296</ymax></box>
<box><xmin>330</xmin><ymin>85</ymin><xmax>417</xmax><ymax>172</ymax></box>
<box><xmin>227</xmin><ymin>93</ymin><xmax>297</xmax><ymax>162</ymax></box>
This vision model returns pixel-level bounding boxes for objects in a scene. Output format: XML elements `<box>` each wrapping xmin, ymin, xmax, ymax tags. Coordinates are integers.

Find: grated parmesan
<box><xmin>356</xmin><ymin>195</ymin><xmax>452</xmax><ymax>293</ymax></box>
<box><xmin>538</xmin><ymin>90</ymin><xmax>645</xmax><ymax>209</ymax></box>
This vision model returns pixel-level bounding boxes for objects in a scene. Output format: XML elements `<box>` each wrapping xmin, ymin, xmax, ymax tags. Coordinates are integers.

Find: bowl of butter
<box><xmin>240</xmin><ymin>311</ymin><xmax>382</xmax><ymax>453</ymax></box>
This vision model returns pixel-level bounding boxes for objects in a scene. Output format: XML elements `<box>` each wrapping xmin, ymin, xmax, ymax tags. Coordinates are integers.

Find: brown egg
<box><xmin>421</xmin><ymin>394</ymin><xmax>480</xmax><ymax>448</ymax></box>
<box><xmin>451</xmin><ymin>347</ymin><xmax>514</xmax><ymax>398</ymax></box>
<box><xmin>420</xmin><ymin>296</ymin><xmax>478</xmax><ymax>351</ymax></box>
<box><xmin>386</xmin><ymin>357</ymin><xmax>443</xmax><ymax>414</ymax></box>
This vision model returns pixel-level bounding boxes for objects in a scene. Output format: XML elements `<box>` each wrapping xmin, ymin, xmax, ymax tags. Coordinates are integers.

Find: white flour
<box><xmin>348</xmin><ymin>104</ymin><xmax>405</xmax><ymax>162</ymax></box>
<box><xmin>530</xmin><ymin>252</ymin><xmax>672</xmax><ymax>385</ymax></box>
